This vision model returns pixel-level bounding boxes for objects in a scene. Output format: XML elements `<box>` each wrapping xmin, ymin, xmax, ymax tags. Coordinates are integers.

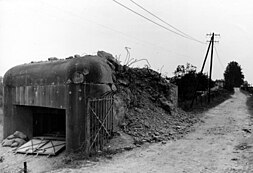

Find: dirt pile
<box><xmin>114</xmin><ymin>68</ymin><xmax>199</xmax><ymax>145</ymax></box>
<box><xmin>98</xmin><ymin>51</ymin><xmax>200</xmax><ymax>146</ymax></box>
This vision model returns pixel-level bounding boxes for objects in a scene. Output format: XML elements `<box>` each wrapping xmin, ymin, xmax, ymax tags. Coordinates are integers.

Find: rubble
<box><xmin>13</xmin><ymin>131</ymin><xmax>28</xmax><ymax>140</ymax></box>
<box><xmin>114</xmin><ymin>67</ymin><xmax>199</xmax><ymax>145</ymax></box>
<box><xmin>2</xmin><ymin>131</ymin><xmax>28</xmax><ymax>148</ymax></box>
<box><xmin>242</xmin><ymin>128</ymin><xmax>251</xmax><ymax>133</ymax></box>
<box><xmin>97</xmin><ymin>51</ymin><xmax>200</xmax><ymax>148</ymax></box>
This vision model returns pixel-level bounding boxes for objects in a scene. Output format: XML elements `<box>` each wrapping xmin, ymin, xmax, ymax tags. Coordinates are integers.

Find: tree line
<box><xmin>170</xmin><ymin>61</ymin><xmax>245</xmax><ymax>102</ymax></box>
<box><xmin>170</xmin><ymin>63</ymin><xmax>214</xmax><ymax>102</ymax></box>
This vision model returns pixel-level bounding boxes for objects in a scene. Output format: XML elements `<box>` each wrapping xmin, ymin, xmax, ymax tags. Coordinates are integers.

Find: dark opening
<box><xmin>32</xmin><ymin>107</ymin><xmax>66</xmax><ymax>138</ymax></box>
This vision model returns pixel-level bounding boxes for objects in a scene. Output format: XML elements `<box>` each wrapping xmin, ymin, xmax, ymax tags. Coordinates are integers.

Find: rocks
<box><xmin>14</xmin><ymin>138</ymin><xmax>27</xmax><ymax>146</ymax></box>
<box><xmin>13</xmin><ymin>131</ymin><xmax>28</xmax><ymax>140</ymax></box>
<box><xmin>97</xmin><ymin>50</ymin><xmax>199</xmax><ymax>147</ymax></box>
<box><xmin>124</xmin><ymin>146</ymin><xmax>133</xmax><ymax>151</ymax></box>
<box><xmin>2</xmin><ymin>139</ymin><xmax>14</xmax><ymax>147</ymax></box>
<box><xmin>6</xmin><ymin>134</ymin><xmax>15</xmax><ymax>140</ymax></box>
<box><xmin>152</xmin><ymin>134</ymin><xmax>163</xmax><ymax>142</ymax></box>
<box><xmin>118</xmin><ymin>79</ymin><xmax>129</xmax><ymax>86</ymax></box>
<box><xmin>161</xmin><ymin>141</ymin><xmax>167</xmax><ymax>144</ymax></box>
<box><xmin>154</xmin><ymin>132</ymin><xmax>160</xmax><ymax>136</ymax></box>
<box><xmin>2</xmin><ymin>131</ymin><xmax>28</xmax><ymax>148</ymax></box>
<box><xmin>234</xmin><ymin>143</ymin><xmax>252</xmax><ymax>150</ymax></box>
<box><xmin>159</xmin><ymin>97</ymin><xmax>172</xmax><ymax>113</ymax></box>
<box><xmin>0</xmin><ymin>156</ymin><xmax>4</xmax><ymax>163</ymax></box>
<box><xmin>11</xmin><ymin>142</ymin><xmax>19</xmax><ymax>148</ymax></box>
<box><xmin>133</xmin><ymin>138</ymin><xmax>144</xmax><ymax>145</ymax></box>
<box><xmin>242</xmin><ymin>128</ymin><xmax>251</xmax><ymax>133</ymax></box>
<box><xmin>231</xmin><ymin>158</ymin><xmax>239</xmax><ymax>161</ymax></box>
<box><xmin>97</xmin><ymin>51</ymin><xmax>121</xmax><ymax>71</ymax></box>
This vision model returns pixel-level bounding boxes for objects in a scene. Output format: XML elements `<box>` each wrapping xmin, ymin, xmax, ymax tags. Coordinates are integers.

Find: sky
<box><xmin>1</xmin><ymin>0</ymin><xmax>253</xmax><ymax>83</ymax></box>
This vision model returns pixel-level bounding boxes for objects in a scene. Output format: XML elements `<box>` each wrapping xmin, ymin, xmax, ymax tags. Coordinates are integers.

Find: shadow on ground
<box><xmin>246</xmin><ymin>91</ymin><xmax>253</xmax><ymax>117</ymax></box>
<box><xmin>181</xmin><ymin>89</ymin><xmax>233</xmax><ymax>114</ymax></box>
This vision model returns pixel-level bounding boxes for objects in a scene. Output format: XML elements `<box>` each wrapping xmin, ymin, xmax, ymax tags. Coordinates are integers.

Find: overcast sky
<box><xmin>1</xmin><ymin>0</ymin><xmax>253</xmax><ymax>83</ymax></box>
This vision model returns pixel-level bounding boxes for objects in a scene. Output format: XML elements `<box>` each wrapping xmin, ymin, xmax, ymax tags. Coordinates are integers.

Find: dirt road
<box><xmin>53</xmin><ymin>88</ymin><xmax>253</xmax><ymax>173</ymax></box>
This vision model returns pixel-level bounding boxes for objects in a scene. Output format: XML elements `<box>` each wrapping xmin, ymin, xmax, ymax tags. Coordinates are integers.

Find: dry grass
<box><xmin>180</xmin><ymin>89</ymin><xmax>233</xmax><ymax>113</ymax></box>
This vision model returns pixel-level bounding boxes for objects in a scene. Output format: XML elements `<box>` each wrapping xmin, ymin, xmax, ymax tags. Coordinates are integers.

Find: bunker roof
<box><xmin>4</xmin><ymin>55</ymin><xmax>113</xmax><ymax>87</ymax></box>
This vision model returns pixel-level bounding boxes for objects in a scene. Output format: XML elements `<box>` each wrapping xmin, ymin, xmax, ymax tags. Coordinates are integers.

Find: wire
<box><xmin>37</xmin><ymin>0</ymin><xmax>190</xmax><ymax>59</ymax></box>
<box><xmin>112</xmin><ymin>0</ymin><xmax>205</xmax><ymax>45</ymax></box>
<box><xmin>129</xmin><ymin>0</ymin><xmax>205</xmax><ymax>44</ymax></box>
<box><xmin>214</xmin><ymin>46</ymin><xmax>224</xmax><ymax>69</ymax></box>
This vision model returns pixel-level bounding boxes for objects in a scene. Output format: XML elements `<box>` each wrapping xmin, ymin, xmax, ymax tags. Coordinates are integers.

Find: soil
<box><xmin>49</xmin><ymin>88</ymin><xmax>253</xmax><ymax>173</ymax></box>
<box><xmin>104</xmin><ymin>51</ymin><xmax>231</xmax><ymax>148</ymax></box>
<box><xmin>1</xmin><ymin>89</ymin><xmax>252</xmax><ymax>172</ymax></box>
<box><xmin>112</xmin><ymin>61</ymin><xmax>212</xmax><ymax>147</ymax></box>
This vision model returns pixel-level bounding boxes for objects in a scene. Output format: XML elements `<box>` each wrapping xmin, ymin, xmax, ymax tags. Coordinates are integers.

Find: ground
<box><xmin>1</xmin><ymin>88</ymin><xmax>253</xmax><ymax>172</ymax></box>
<box><xmin>51</xmin><ymin>88</ymin><xmax>253</xmax><ymax>173</ymax></box>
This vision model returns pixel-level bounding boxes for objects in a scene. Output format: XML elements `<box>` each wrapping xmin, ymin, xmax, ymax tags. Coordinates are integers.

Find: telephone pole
<box><xmin>207</xmin><ymin>33</ymin><xmax>214</xmax><ymax>103</ymax></box>
<box><xmin>190</xmin><ymin>37</ymin><xmax>212</xmax><ymax>108</ymax></box>
<box><xmin>207</xmin><ymin>33</ymin><xmax>219</xmax><ymax>103</ymax></box>
<box><xmin>191</xmin><ymin>32</ymin><xmax>219</xmax><ymax>107</ymax></box>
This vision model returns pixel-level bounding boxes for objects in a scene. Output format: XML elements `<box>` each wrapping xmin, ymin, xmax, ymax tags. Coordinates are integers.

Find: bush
<box><xmin>170</xmin><ymin>63</ymin><xmax>214</xmax><ymax>102</ymax></box>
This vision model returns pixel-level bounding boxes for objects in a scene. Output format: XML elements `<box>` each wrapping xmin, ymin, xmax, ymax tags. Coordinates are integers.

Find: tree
<box><xmin>171</xmin><ymin>63</ymin><xmax>213</xmax><ymax>101</ymax></box>
<box><xmin>174</xmin><ymin>63</ymin><xmax>196</xmax><ymax>78</ymax></box>
<box><xmin>242</xmin><ymin>80</ymin><xmax>250</xmax><ymax>88</ymax></box>
<box><xmin>224</xmin><ymin>61</ymin><xmax>244</xmax><ymax>91</ymax></box>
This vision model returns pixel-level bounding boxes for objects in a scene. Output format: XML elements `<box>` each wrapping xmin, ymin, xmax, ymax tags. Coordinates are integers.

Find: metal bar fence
<box><xmin>87</xmin><ymin>96</ymin><xmax>114</xmax><ymax>153</ymax></box>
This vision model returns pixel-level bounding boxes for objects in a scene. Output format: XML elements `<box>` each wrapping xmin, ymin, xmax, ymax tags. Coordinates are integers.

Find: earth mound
<box><xmin>98</xmin><ymin>51</ymin><xmax>200</xmax><ymax>147</ymax></box>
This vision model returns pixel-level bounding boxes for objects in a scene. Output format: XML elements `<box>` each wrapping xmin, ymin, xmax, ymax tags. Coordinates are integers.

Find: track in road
<box><xmin>55</xmin><ymin>88</ymin><xmax>253</xmax><ymax>173</ymax></box>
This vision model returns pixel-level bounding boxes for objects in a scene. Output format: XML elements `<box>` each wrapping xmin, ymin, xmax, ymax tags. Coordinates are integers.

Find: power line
<box><xmin>129</xmin><ymin>0</ymin><xmax>205</xmax><ymax>44</ymax></box>
<box><xmin>206</xmin><ymin>34</ymin><xmax>224</xmax><ymax>73</ymax></box>
<box><xmin>214</xmin><ymin>46</ymin><xmax>224</xmax><ymax>69</ymax></box>
<box><xmin>37</xmin><ymin>0</ymin><xmax>190</xmax><ymax>59</ymax></box>
<box><xmin>112</xmin><ymin>0</ymin><xmax>205</xmax><ymax>45</ymax></box>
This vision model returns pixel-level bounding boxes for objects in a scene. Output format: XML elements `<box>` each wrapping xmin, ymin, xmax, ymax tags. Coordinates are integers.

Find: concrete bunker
<box><xmin>3</xmin><ymin>55</ymin><xmax>115</xmax><ymax>153</ymax></box>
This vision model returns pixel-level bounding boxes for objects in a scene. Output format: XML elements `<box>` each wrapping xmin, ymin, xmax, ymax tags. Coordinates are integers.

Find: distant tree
<box><xmin>171</xmin><ymin>63</ymin><xmax>213</xmax><ymax>101</ymax></box>
<box><xmin>174</xmin><ymin>63</ymin><xmax>196</xmax><ymax>78</ymax></box>
<box><xmin>224</xmin><ymin>61</ymin><xmax>244</xmax><ymax>91</ymax></box>
<box><xmin>242</xmin><ymin>80</ymin><xmax>250</xmax><ymax>88</ymax></box>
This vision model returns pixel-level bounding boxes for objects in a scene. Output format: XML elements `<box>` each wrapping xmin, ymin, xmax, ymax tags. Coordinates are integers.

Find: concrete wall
<box><xmin>168</xmin><ymin>83</ymin><xmax>178</xmax><ymax>108</ymax></box>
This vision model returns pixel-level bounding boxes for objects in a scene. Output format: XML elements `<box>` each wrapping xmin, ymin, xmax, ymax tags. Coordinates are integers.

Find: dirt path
<box><xmin>53</xmin><ymin>88</ymin><xmax>253</xmax><ymax>173</ymax></box>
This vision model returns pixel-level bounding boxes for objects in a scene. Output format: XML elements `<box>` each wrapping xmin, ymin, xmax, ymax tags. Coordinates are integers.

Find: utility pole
<box><xmin>207</xmin><ymin>33</ymin><xmax>219</xmax><ymax>103</ymax></box>
<box><xmin>190</xmin><ymin>38</ymin><xmax>212</xmax><ymax>108</ymax></box>
<box><xmin>191</xmin><ymin>32</ymin><xmax>219</xmax><ymax>108</ymax></box>
<box><xmin>207</xmin><ymin>33</ymin><xmax>214</xmax><ymax>103</ymax></box>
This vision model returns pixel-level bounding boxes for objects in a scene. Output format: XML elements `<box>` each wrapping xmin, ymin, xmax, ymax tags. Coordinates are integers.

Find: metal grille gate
<box><xmin>88</xmin><ymin>96</ymin><xmax>114</xmax><ymax>153</ymax></box>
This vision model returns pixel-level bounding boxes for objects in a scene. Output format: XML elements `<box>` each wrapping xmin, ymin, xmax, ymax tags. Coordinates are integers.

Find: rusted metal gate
<box><xmin>88</xmin><ymin>96</ymin><xmax>114</xmax><ymax>153</ymax></box>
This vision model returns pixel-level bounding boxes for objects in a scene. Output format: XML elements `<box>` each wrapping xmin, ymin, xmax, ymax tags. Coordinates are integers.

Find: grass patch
<box><xmin>179</xmin><ymin>89</ymin><xmax>233</xmax><ymax>113</ymax></box>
